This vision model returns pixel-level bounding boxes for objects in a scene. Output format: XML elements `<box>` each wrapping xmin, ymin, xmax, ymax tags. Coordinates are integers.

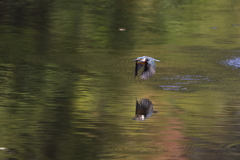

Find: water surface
<box><xmin>0</xmin><ymin>0</ymin><xmax>240</xmax><ymax>160</ymax></box>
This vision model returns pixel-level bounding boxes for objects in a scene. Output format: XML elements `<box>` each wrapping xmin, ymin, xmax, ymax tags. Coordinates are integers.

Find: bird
<box><xmin>134</xmin><ymin>56</ymin><xmax>160</xmax><ymax>80</ymax></box>
<box><xmin>132</xmin><ymin>98</ymin><xmax>158</xmax><ymax>121</ymax></box>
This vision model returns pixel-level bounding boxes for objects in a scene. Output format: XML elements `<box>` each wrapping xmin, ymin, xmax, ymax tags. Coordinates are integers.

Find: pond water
<box><xmin>0</xmin><ymin>0</ymin><xmax>240</xmax><ymax>160</ymax></box>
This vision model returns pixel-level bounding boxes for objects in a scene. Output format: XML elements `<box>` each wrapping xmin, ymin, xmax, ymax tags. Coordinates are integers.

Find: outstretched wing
<box><xmin>135</xmin><ymin>62</ymin><xmax>144</xmax><ymax>77</ymax></box>
<box><xmin>140</xmin><ymin>60</ymin><xmax>156</xmax><ymax>80</ymax></box>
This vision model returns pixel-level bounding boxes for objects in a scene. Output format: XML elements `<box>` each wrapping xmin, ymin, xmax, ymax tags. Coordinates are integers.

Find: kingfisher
<box><xmin>134</xmin><ymin>56</ymin><xmax>160</xmax><ymax>80</ymax></box>
<box><xmin>132</xmin><ymin>98</ymin><xmax>158</xmax><ymax>121</ymax></box>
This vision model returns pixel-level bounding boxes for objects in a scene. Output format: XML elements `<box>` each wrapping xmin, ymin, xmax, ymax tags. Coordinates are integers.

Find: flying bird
<box><xmin>134</xmin><ymin>56</ymin><xmax>160</xmax><ymax>80</ymax></box>
<box><xmin>132</xmin><ymin>98</ymin><xmax>158</xmax><ymax>121</ymax></box>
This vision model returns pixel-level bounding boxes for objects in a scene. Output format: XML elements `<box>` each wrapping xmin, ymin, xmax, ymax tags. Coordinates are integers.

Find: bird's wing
<box><xmin>135</xmin><ymin>62</ymin><xmax>144</xmax><ymax>77</ymax></box>
<box><xmin>140</xmin><ymin>60</ymin><xmax>156</xmax><ymax>80</ymax></box>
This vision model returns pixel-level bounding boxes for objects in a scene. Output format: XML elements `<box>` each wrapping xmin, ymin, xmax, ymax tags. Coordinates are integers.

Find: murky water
<box><xmin>0</xmin><ymin>0</ymin><xmax>240</xmax><ymax>160</ymax></box>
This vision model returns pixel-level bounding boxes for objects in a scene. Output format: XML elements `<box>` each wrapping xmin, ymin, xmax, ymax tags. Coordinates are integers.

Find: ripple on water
<box><xmin>159</xmin><ymin>85</ymin><xmax>187</xmax><ymax>91</ymax></box>
<box><xmin>227</xmin><ymin>143</ymin><xmax>240</xmax><ymax>155</ymax></box>
<box><xmin>222</xmin><ymin>57</ymin><xmax>240</xmax><ymax>69</ymax></box>
<box><xmin>159</xmin><ymin>75</ymin><xmax>213</xmax><ymax>90</ymax></box>
<box><xmin>161</xmin><ymin>75</ymin><xmax>212</xmax><ymax>82</ymax></box>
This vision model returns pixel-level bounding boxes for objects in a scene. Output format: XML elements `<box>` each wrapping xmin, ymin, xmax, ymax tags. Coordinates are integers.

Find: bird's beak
<box><xmin>134</xmin><ymin>58</ymin><xmax>146</xmax><ymax>62</ymax></box>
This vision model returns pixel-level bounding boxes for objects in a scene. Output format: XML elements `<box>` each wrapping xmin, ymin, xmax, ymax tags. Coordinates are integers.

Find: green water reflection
<box><xmin>0</xmin><ymin>0</ymin><xmax>240</xmax><ymax>160</ymax></box>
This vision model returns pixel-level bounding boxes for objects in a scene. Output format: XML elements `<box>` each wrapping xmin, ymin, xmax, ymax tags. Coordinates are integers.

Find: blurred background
<box><xmin>0</xmin><ymin>0</ymin><xmax>240</xmax><ymax>159</ymax></box>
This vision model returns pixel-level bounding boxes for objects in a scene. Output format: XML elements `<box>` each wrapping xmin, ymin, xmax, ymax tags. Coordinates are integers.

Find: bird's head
<box><xmin>134</xmin><ymin>56</ymin><xmax>147</xmax><ymax>63</ymax></box>
<box><xmin>132</xmin><ymin>115</ymin><xmax>145</xmax><ymax>121</ymax></box>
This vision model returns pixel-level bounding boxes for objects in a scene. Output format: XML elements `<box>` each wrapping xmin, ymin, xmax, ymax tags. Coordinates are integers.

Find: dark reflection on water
<box><xmin>0</xmin><ymin>63</ymin><xmax>88</xmax><ymax>160</ymax></box>
<box><xmin>132</xmin><ymin>98</ymin><xmax>157</xmax><ymax>121</ymax></box>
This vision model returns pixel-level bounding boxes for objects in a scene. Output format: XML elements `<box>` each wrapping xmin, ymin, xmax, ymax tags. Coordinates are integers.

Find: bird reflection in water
<box><xmin>132</xmin><ymin>98</ymin><xmax>158</xmax><ymax>121</ymax></box>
